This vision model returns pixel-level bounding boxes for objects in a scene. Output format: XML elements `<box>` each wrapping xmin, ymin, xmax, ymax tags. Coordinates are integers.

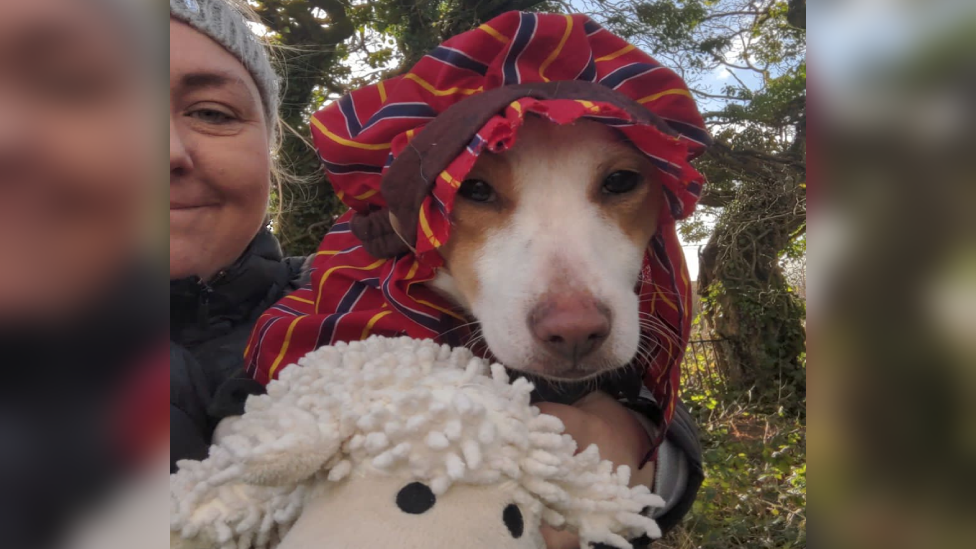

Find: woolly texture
<box><xmin>169</xmin><ymin>0</ymin><xmax>279</xmax><ymax>125</ymax></box>
<box><xmin>172</xmin><ymin>336</ymin><xmax>664</xmax><ymax>549</ymax></box>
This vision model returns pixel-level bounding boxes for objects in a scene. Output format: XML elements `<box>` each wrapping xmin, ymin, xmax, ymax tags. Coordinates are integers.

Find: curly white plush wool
<box><xmin>171</xmin><ymin>336</ymin><xmax>664</xmax><ymax>549</ymax></box>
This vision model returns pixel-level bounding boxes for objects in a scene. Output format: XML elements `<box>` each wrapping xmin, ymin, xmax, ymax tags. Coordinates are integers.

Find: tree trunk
<box><xmin>697</xmin><ymin>148</ymin><xmax>807</xmax><ymax>410</ymax></box>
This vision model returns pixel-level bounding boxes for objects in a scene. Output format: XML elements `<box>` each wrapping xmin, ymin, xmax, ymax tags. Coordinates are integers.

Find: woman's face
<box><xmin>169</xmin><ymin>20</ymin><xmax>272</xmax><ymax>281</ymax></box>
<box><xmin>0</xmin><ymin>0</ymin><xmax>153</xmax><ymax>323</ymax></box>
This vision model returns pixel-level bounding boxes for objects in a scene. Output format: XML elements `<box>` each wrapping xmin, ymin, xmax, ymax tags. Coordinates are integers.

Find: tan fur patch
<box><xmin>438</xmin><ymin>151</ymin><xmax>517</xmax><ymax>305</ymax></box>
<box><xmin>593</xmin><ymin>163</ymin><xmax>664</xmax><ymax>250</ymax></box>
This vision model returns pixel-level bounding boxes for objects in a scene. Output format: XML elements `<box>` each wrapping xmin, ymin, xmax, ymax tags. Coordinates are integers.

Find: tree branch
<box><xmin>691</xmin><ymin>89</ymin><xmax>749</xmax><ymax>101</ymax></box>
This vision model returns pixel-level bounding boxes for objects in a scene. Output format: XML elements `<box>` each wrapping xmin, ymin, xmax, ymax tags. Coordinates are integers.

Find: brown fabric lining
<box><xmin>350</xmin><ymin>80</ymin><xmax>679</xmax><ymax>259</ymax></box>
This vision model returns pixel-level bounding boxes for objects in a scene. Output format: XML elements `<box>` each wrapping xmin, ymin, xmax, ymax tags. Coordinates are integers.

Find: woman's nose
<box><xmin>170</xmin><ymin>117</ymin><xmax>193</xmax><ymax>176</ymax></box>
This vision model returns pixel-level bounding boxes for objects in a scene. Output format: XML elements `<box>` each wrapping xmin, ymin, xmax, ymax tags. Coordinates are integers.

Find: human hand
<box><xmin>536</xmin><ymin>391</ymin><xmax>657</xmax><ymax>549</ymax></box>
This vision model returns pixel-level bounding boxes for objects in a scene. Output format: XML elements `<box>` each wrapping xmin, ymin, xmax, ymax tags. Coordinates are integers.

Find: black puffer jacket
<box><xmin>170</xmin><ymin>230</ymin><xmax>307</xmax><ymax>471</ymax></box>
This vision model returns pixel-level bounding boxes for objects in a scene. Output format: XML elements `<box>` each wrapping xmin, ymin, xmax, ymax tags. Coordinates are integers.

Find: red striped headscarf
<box><xmin>244</xmin><ymin>11</ymin><xmax>708</xmax><ymax>433</ymax></box>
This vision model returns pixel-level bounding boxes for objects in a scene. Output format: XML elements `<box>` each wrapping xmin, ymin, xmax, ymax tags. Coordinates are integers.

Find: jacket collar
<box><xmin>170</xmin><ymin>229</ymin><xmax>285</xmax><ymax>344</ymax></box>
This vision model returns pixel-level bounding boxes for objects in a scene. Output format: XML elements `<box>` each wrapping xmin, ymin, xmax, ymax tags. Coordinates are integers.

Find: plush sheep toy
<box><xmin>171</xmin><ymin>336</ymin><xmax>664</xmax><ymax>549</ymax></box>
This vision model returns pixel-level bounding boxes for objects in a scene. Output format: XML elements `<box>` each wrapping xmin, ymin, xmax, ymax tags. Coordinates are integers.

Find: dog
<box><xmin>429</xmin><ymin>115</ymin><xmax>664</xmax><ymax>382</ymax></box>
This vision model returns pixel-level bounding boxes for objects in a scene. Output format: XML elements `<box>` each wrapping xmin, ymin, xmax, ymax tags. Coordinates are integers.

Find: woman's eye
<box><xmin>601</xmin><ymin>170</ymin><xmax>643</xmax><ymax>194</ymax></box>
<box><xmin>189</xmin><ymin>108</ymin><xmax>236</xmax><ymax>125</ymax></box>
<box><xmin>458</xmin><ymin>179</ymin><xmax>496</xmax><ymax>203</ymax></box>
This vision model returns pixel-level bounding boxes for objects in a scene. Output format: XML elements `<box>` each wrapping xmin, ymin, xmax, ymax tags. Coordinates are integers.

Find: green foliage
<box><xmin>661</xmin><ymin>379</ymin><xmax>807</xmax><ymax>549</ymax></box>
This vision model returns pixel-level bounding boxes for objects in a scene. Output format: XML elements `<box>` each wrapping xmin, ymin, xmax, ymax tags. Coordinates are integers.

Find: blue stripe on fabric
<box><xmin>431</xmin><ymin>192</ymin><xmax>448</xmax><ymax>216</ymax></box>
<box><xmin>271</xmin><ymin>304</ymin><xmax>304</xmax><ymax>317</ymax></box>
<box><xmin>248</xmin><ymin>316</ymin><xmax>283</xmax><ymax>377</ymax></box>
<box><xmin>646</xmin><ymin>156</ymin><xmax>685</xmax><ymax>179</ymax></box>
<box><xmin>599</xmin><ymin>62</ymin><xmax>662</xmax><ymax>89</ymax></box>
<box><xmin>662</xmin><ymin>186</ymin><xmax>684</xmax><ymax>219</ymax></box>
<box><xmin>466</xmin><ymin>134</ymin><xmax>484</xmax><ymax>155</ymax></box>
<box><xmin>661</xmin><ymin>118</ymin><xmax>710</xmax><ymax>147</ymax></box>
<box><xmin>361</xmin><ymin>103</ymin><xmax>438</xmax><ymax>133</ymax></box>
<box><xmin>322</xmin><ymin>160</ymin><xmax>383</xmax><ymax>175</ymax></box>
<box><xmin>577</xmin><ymin>52</ymin><xmax>597</xmax><ymax>82</ymax></box>
<box><xmin>381</xmin><ymin>258</ymin><xmax>442</xmax><ymax>332</ymax></box>
<box><xmin>314</xmin><ymin>281</ymin><xmax>369</xmax><ymax>347</ymax></box>
<box><xmin>650</xmin><ymin>233</ymin><xmax>684</xmax><ymax>330</ymax></box>
<box><xmin>584</xmin><ymin>19</ymin><xmax>602</xmax><ymax>35</ymax></box>
<box><xmin>428</xmin><ymin>46</ymin><xmax>489</xmax><ymax>75</ymax></box>
<box><xmin>503</xmin><ymin>12</ymin><xmax>537</xmax><ymax>85</ymax></box>
<box><xmin>337</xmin><ymin>94</ymin><xmax>362</xmax><ymax>137</ymax></box>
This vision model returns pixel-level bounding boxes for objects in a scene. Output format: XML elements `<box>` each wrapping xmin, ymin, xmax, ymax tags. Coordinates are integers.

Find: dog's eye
<box><xmin>602</xmin><ymin>170</ymin><xmax>643</xmax><ymax>194</ymax></box>
<box><xmin>458</xmin><ymin>179</ymin><xmax>496</xmax><ymax>203</ymax></box>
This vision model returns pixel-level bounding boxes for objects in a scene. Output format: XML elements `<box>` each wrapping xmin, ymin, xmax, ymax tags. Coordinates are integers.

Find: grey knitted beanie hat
<box><xmin>170</xmin><ymin>0</ymin><xmax>280</xmax><ymax>127</ymax></box>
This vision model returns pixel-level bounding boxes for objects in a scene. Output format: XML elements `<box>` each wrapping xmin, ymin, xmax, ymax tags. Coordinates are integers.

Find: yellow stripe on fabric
<box><xmin>405</xmin><ymin>259</ymin><xmax>421</xmax><ymax>280</ymax></box>
<box><xmin>316</xmin><ymin>249</ymin><xmax>342</xmax><ymax>256</ymax></box>
<box><xmin>539</xmin><ymin>15</ymin><xmax>574</xmax><ymax>82</ymax></box>
<box><xmin>311</xmin><ymin>116</ymin><xmax>391</xmax><ymax>151</ymax></box>
<box><xmin>440</xmin><ymin>170</ymin><xmax>461</xmax><ymax>188</ymax></box>
<box><xmin>402</xmin><ymin>268</ymin><xmax>468</xmax><ymax>322</ymax></box>
<box><xmin>406</xmin><ymin>128</ymin><xmax>416</xmax><ymax>141</ymax></box>
<box><xmin>479</xmin><ymin>24</ymin><xmax>509</xmax><ymax>44</ymax></box>
<box><xmin>595</xmin><ymin>43</ymin><xmax>635</xmax><ymax>62</ymax></box>
<box><xmin>361</xmin><ymin>310</ymin><xmax>393</xmax><ymax>340</ymax></box>
<box><xmin>403</xmin><ymin>73</ymin><xmax>483</xmax><ymax>97</ymax></box>
<box><xmin>418</xmin><ymin>206</ymin><xmax>442</xmax><ymax>248</ymax></box>
<box><xmin>575</xmin><ymin>99</ymin><xmax>601</xmax><ymax>113</ymax></box>
<box><xmin>637</xmin><ymin>88</ymin><xmax>692</xmax><ymax>104</ymax></box>
<box><xmin>658</xmin><ymin>291</ymin><xmax>679</xmax><ymax>312</ymax></box>
<box><xmin>353</xmin><ymin>189</ymin><xmax>378</xmax><ymax>200</ymax></box>
<box><xmin>509</xmin><ymin>100</ymin><xmax>523</xmax><ymax>114</ymax></box>
<box><xmin>315</xmin><ymin>259</ymin><xmax>387</xmax><ymax>308</ymax></box>
<box><xmin>407</xmin><ymin>282</ymin><xmax>468</xmax><ymax>322</ymax></box>
<box><xmin>284</xmin><ymin>295</ymin><xmax>315</xmax><ymax>305</ymax></box>
<box><xmin>659</xmin><ymin>338</ymin><xmax>675</xmax><ymax>383</ymax></box>
<box><xmin>268</xmin><ymin>317</ymin><xmax>303</xmax><ymax>379</ymax></box>
<box><xmin>377</xmin><ymin>81</ymin><xmax>387</xmax><ymax>103</ymax></box>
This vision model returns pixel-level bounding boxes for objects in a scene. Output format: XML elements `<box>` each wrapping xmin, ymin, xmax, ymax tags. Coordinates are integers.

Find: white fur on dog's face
<box><xmin>432</xmin><ymin>116</ymin><xmax>663</xmax><ymax>379</ymax></box>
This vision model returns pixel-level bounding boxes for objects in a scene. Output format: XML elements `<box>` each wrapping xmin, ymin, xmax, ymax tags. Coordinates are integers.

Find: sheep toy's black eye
<box><xmin>602</xmin><ymin>170</ymin><xmax>643</xmax><ymax>194</ymax></box>
<box><xmin>458</xmin><ymin>179</ymin><xmax>496</xmax><ymax>203</ymax></box>
<box><xmin>503</xmin><ymin>503</ymin><xmax>523</xmax><ymax>538</ymax></box>
<box><xmin>396</xmin><ymin>482</ymin><xmax>436</xmax><ymax>514</ymax></box>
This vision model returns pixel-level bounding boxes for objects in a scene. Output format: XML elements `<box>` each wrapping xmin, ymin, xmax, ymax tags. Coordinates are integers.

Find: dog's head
<box><xmin>431</xmin><ymin>115</ymin><xmax>663</xmax><ymax>380</ymax></box>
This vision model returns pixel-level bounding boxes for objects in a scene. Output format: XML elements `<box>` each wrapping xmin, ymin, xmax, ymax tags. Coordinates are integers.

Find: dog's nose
<box><xmin>528</xmin><ymin>297</ymin><xmax>611</xmax><ymax>361</ymax></box>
